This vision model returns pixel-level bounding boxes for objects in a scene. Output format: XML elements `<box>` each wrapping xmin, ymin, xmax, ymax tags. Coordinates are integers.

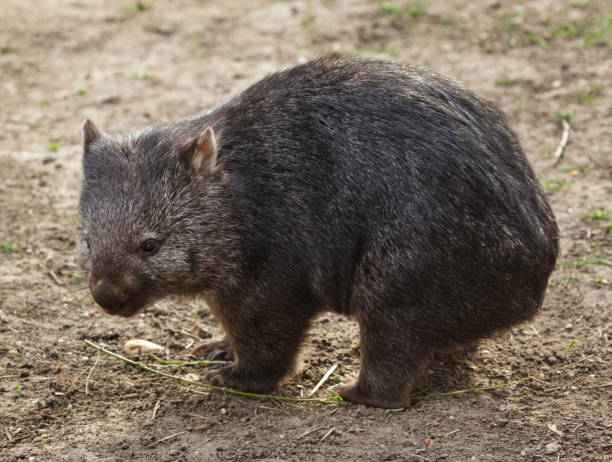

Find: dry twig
<box><xmin>48</xmin><ymin>270</ymin><xmax>64</xmax><ymax>286</ymax></box>
<box><xmin>552</xmin><ymin>119</ymin><xmax>570</xmax><ymax>167</ymax></box>
<box><xmin>146</xmin><ymin>431</ymin><xmax>188</xmax><ymax>448</ymax></box>
<box><xmin>85</xmin><ymin>348</ymin><xmax>101</xmax><ymax>395</ymax></box>
<box><xmin>151</xmin><ymin>399</ymin><xmax>160</xmax><ymax>421</ymax></box>
<box><xmin>309</xmin><ymin>364</ymin><xmax>338</xmax><ymax>396</ymax></box>
<box><xmin>298</xmin><ymin>425</ymin><xmax>324</xmax><ymax>439</ymax></box>
<box><xmin>320</xmin><ymin>426</ymin><xmax>336</xmax><ymax>442</ymax></box>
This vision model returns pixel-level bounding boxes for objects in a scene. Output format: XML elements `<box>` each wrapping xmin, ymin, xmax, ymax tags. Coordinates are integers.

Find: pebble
<box><xmin>545</xmin><ymin>442</ymin><xmax>561</xmax><ymax>454</ymax></box>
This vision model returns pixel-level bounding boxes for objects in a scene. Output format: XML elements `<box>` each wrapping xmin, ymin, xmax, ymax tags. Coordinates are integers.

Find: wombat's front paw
<box><xmin>190</xmin><ymin>337</ymin><xmax>234</xmax><ymax>361</ymax></box>
<box><xmin>336</xmin><ymin>382</ymin><xmax>410</xmax><ymax>409</ymax></box>
<box><xmin>205</xmin><ymin>365</ymin><xmax>276</xmax><ymax>393</ymax></box>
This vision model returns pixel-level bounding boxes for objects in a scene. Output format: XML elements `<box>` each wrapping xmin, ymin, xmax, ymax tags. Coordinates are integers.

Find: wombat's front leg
<box><xmin>202</xmin><ymin>297</ymin><xmax>314</xmax><ymax>393</ymax></box>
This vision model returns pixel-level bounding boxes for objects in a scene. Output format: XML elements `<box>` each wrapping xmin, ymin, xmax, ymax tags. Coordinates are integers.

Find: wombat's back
<box><xmin>201</xmin><ymin>56</ymin><xmax>558</xmax><ymax>331</ymax></box>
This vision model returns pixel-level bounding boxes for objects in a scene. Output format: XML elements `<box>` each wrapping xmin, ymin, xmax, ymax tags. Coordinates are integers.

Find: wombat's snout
<box><xmin>91</xmin><ymin>280</ymin><xmax>123</xmax><ymax>313</ymax></box>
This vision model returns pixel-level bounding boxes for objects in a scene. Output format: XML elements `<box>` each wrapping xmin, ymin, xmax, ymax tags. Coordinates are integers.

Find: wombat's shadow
<box><xmin>409</xmin><ymin>348</ymin><xmax>481</xmax><ymax>402</ymax></box>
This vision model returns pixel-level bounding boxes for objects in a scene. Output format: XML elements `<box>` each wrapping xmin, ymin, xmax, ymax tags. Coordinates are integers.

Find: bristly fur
<box><xmin>79</xmin><ymin>56</ymin><xmax>559</xmax><ymax>407</ymax></box>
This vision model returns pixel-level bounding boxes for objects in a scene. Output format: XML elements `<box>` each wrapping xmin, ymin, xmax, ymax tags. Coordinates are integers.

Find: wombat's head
<box><xmin>78</xmin><ymin>119</ymin><xmax>225</xmax><ymax>317</ymax></box>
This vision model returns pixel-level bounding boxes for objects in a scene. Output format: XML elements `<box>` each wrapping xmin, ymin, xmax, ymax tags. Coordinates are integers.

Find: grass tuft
<box><xmin>582</xmin><ymin>210</ymin><xmax>609</xmax><ymax>220</ymax></box>
<box><xmin>577</xmin><ymin>84</ymin><xmax>601</xmax><ymax>104</ymax></box>
<box><xmin>495</xmin><ymin>76</ymin><xmax>514</xmax><ymax>86</ymax></box>
<box><xmin>379</xmin><ymin>2</ymin><xmax>424</xmax><ymax>17</ymax></box>
<box><xmin>1</xmin><ymin>242</ymin><xmax>15</xmax><ymax>252</ymax></box>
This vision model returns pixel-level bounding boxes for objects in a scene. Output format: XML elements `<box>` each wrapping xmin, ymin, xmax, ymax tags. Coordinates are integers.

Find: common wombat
<box><xmin>79</xmin><ymin>56</ymin><xmax>558</xmax><ymax>407</ymax></box>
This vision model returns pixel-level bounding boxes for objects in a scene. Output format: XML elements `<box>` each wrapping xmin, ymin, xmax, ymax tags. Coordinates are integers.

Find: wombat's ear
<box><xmin>81</xmin><ymin>119</ymin><xmax>102</xmax><ymax>147</ymax></box>
<box><xmin>180</xmin><ymin>126</ymin><xmax>218</xmax><ymax>174</ymax></box>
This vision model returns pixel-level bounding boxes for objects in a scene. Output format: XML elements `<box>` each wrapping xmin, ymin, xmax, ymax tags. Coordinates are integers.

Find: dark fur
<box><xmin>79</xmin><ymin>56</ymin><xmax>559</xmax><ymax>407</ymax></box>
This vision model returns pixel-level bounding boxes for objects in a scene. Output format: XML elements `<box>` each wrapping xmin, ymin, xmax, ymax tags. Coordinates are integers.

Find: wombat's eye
<box><xmin>140</xmin><ymin>239</ymin><xmax>160</xmax><ymax>257</ymax></box>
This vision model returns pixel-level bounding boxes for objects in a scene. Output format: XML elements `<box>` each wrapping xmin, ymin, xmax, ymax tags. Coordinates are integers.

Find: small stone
<box><xmin>220</xmin><ymin>408</ymin><xmax>227</xmax><ymax>415</ymax></box>
<box><xmin>545</xmin><ymin>442</ymin><xmax>561</xmax><ymax>455</ymax></box>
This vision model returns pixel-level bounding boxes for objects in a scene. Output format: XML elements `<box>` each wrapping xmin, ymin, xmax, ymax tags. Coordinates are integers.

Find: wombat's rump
<box><xmin>79</xmin><ymin>56</ymin><xmax>558</xmax><ymax>407</ymax></box>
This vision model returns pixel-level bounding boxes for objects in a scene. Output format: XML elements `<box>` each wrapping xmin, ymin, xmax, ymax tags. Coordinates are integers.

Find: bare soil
<box><xmin>1</xmin><ymin>1</ymin><xmax>610</xmax><ymax>461</ymax></box>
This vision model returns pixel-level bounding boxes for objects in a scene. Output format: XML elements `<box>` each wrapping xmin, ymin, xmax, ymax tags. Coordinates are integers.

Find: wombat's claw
<box><xmin>190</xmin><ymin>338</ymin><xmax>234</xmax><ymax>360</ymax></box>
<box><xmin>208</xmin><ymin>349</ymin><xmax>233</xmax><ymax>361</ymax></box>
<box><xmin>205</xmin><ymin>365</ymin><xmax>235</xmax><ymax>387</ymax></box>
<box><xmin>206</xmin><ymin>370</ymin><xmax>226</xmax><ymax>387</ymax></box>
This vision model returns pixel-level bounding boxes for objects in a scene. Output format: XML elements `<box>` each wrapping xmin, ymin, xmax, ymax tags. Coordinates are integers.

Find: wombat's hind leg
<box><xmin>337</xmin><ymin>315</ymin><xmax>432</xmax><ymax>408</ymax></box>
<box><xmin>190</xmin><ymin>337</ymin><xmax>234</xmax><ymax>361</ymax></box>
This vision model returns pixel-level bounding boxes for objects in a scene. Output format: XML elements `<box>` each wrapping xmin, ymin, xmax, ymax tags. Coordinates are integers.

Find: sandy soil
<box><xmin>1</xmin><ymin>0</ymin><xmax>611</xmax><ymax>460</ymax></box>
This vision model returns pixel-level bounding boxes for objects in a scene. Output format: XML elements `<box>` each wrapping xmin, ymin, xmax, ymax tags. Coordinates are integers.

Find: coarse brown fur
<box><xmin>79</xmin><ymin>56</ymin><xmax>559</xmax><ymax>407</ymax></box>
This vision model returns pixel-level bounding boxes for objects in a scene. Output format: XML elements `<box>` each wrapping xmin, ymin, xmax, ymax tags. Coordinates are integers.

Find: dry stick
<box><xmin>309</xmin><ymin>364</ymin><xmax>338</xmax><ymax>396</ymax></box>
<box><xmin>84</xmin><ymin>339</ymin><xmax>341</xmax><ymax>405</ymax></box>
<box><xmin>3</xmin><ymin>426</ymin><xmax>12</xmax><ymax>442</ymax></box>
<box><xmin>320</xmin><ymin>427</ymin><xmax>336</xmax><ymax>442</ymax></box>
<box><xmin>552</xmin><ymin>119</ymin><xmax>570</xmax><ymax>167</ymax></box>
<box><xmin>28</xmin><ymin>409</ymin><xmax>61</xmax><ymax>420</ymax></box>
<box><xmin>146</xmin><ymin>431</ymin><xmax>188</xmax><ymax>448</ymax></box>
<box><xmin>151</xmin><ymin>399</ymin><xmax>160</xmax><ymax>421</ymax></box>
<box><xmin>571</xmin><ymin>422</ymin><xmax>583</xmax><ymax>433</ymax></box>
<box><xmin>85</xmin><ymin>348</ymin><xmax>101</xmax><ymax>396</ymax></box>
<box><xmin>190</xmin><ymin>389</ymin><xmax>210</xmax><ymax>396</ymax></box>
<box><xmin>256</xmin><ymin>405</ymin><xmax>278</xmax><ymax>412</ymax></box>
<box><xmin>49</xmin><ymin>270</ymin><xmax>64</xmax><ymax>286</ymax></box>
<box><xmin>557</xmin><ymin>353</ymin><xmax>595</xmax><ymax>370</ymax></box>
<box><xmin>298</xmin><ymin>425</ymin><xmax>324</xmax><ymax>439</ymax></box>
<box><xmin>181</xmin><ymin>329</ymin><xmax>202</xmax><ymax>340</ymax></box>
<box><xmin>64</xmin><ymin>364</ymin><xmax>97</xmax><ymax>397</ymax></box>
<box><xmin>590</xmin><ymin>382</ymin><xmax>612</xmax><ymax>389</ymax></box>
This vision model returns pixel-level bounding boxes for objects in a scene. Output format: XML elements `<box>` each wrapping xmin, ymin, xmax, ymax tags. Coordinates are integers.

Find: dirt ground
<box><xmin>1</xmin><ymin>0</ymin><xmax>611</xmax><ymax>460</ymax></box>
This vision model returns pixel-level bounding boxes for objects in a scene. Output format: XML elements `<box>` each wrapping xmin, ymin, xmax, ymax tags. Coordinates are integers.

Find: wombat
<box><xmin>79</xmin><ymin>56</ymin><xmax>558</xmax><ymax>407</ymax></box>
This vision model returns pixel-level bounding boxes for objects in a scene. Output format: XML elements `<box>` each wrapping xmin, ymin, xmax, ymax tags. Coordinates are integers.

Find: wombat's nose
<box><xmin>92</xmin><ymin>280</ymin><xmax>122</xmax><ymax>312</ymax></box>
